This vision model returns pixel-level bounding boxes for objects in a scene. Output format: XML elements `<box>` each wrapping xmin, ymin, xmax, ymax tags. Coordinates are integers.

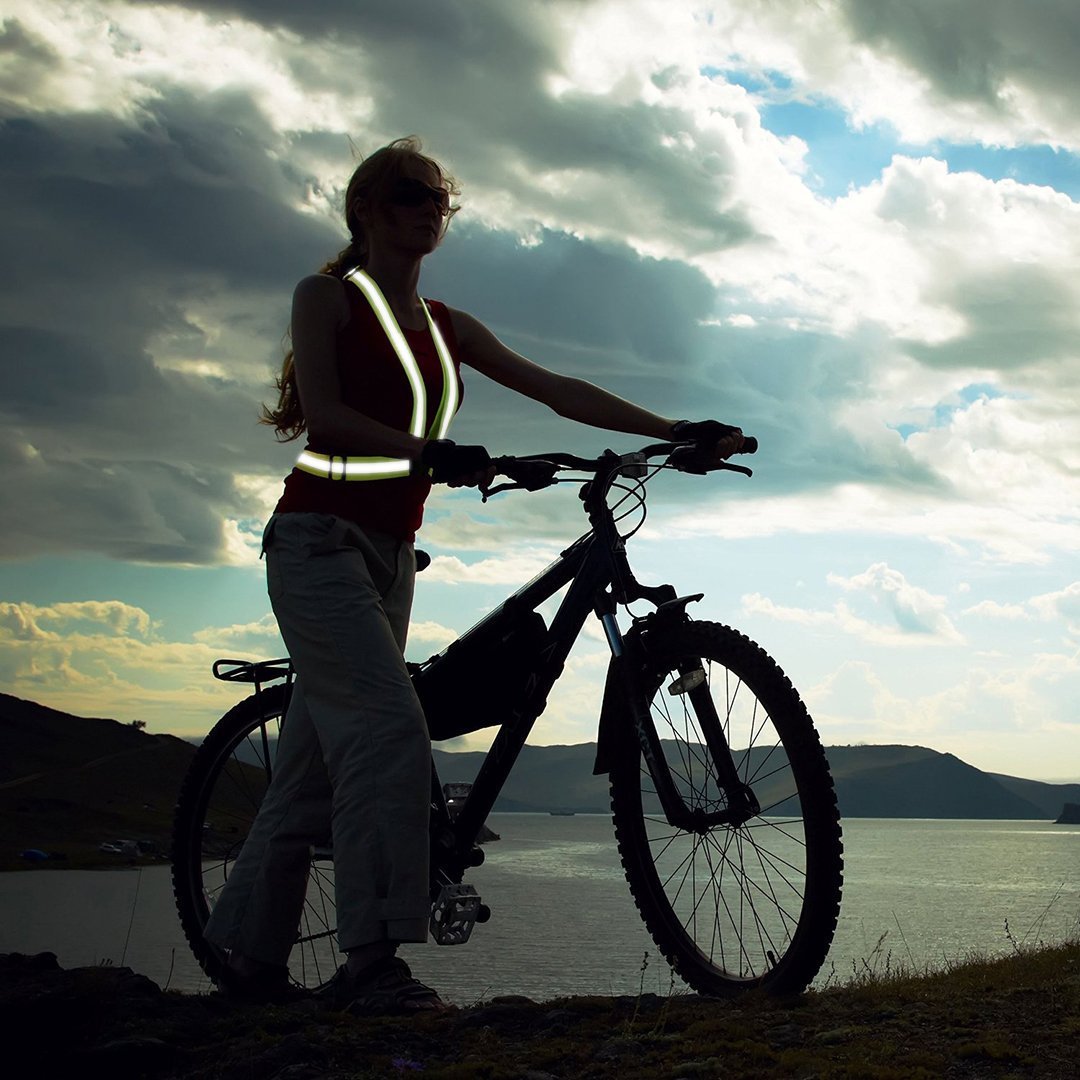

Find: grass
<box><xmin>8</xmin><ymin>932</ymin><xmax>1080</xmax><ymax>1079</ymax></box>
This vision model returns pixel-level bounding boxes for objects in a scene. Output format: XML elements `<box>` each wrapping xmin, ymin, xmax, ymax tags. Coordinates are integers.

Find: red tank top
<box><xmin>274</xmin><ymin>282</ymin><xmax>465</xmax><ymax>542</ymax></box>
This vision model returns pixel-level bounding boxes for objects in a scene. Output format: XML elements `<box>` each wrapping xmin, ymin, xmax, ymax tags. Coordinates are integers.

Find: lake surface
<box><xmin>1</xmin><ymin>816</ymin><xmax>1077</xmax><ymax>1003</ymax></box>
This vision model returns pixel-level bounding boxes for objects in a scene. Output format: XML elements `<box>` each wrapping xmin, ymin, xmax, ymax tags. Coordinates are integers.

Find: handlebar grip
<box><xmin>493</xmin><ymin>456</ymin><xmax>558</xmax><ymax>489</ymax></box>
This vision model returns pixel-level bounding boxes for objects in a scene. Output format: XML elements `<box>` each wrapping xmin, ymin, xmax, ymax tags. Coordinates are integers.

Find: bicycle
<box><xmin>171</xmin><ymin>436</ymin><xmax>843</xmax><ymax>997</ymax></box>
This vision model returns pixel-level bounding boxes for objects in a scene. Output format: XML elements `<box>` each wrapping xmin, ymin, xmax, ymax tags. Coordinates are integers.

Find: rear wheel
<box><xmin>609</xmin><ymin>620</ymin><xmax>843</xmax><ymax>996</ymax></box>
<box><xmin>170</xmin><ymin>685</ymin><xmax>340</xmax><ymax>989</ymax></box>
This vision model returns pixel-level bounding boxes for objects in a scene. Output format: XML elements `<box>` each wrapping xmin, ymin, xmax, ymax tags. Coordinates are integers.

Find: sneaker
<box><xmin>318</xmin><ymin>956</ymin><xmax>451</xmax><ymax>1016</ymax></box>
<box><xmin>214</xmin><ymin>959</ymin><xmax>310</xmax><ymax>1005</ymax></box>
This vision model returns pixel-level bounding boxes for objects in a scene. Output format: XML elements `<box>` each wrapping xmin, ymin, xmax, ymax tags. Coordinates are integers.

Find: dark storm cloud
<box><xmin>0</xmin><ymin>96</ymin><xmax>332</xmax><ymax>285</ymax></box>
<box><xmin>837</xmin><ymin>0</ymin><xmax>1080</xmax><ymax>131</ymax></box>
<box><xmin>127</xmin><ymin>0</ymin><xmax>560</xmax><ymax>67</ymax></box>
<box><xmin>0</xmin><ymin>90</ymin><xmax>330</xmax><ymax>562</ymax></box>
<box><xmin>128</xmin><ymin>0</ymin><xmax>756</xmax><ymax>255</ymax></box>
<box><xmin>905</xmin><ymin>264</ymin><xmax>1078</xmax><ymax>372</ymax></box>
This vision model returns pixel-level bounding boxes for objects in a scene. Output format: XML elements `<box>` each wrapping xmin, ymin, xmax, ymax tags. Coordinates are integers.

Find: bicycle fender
<box><xmin>593</xmin><ymin>658</ymin><xmax>621</xmax><ymax>776</ymax></box>
<box><xmin>593</xmin><ymin>624</ymin><xmax>646</xmax><ymax>776</ymax></box>
<box><xmin>592</xmin><ymin>599</ymin><xmax>702</xmax><ymax>775</ymax></box>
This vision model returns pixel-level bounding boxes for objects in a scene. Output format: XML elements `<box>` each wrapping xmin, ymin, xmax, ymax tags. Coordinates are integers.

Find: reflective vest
<box><xmin>294</xmin><ymin>268</ymin><xmax>460</xmax><ymax>480</ymax></box>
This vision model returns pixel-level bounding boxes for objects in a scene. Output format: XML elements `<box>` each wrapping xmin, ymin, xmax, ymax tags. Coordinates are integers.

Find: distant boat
<box><xmin>549</xmin><ymin>810</ymin><xmax>576</xmax><ymax>816</ymax></box>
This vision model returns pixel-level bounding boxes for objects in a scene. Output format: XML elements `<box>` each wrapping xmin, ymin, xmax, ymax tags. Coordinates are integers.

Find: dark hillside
<box><xmin>831</xmin><ymin>748</ymin><xmax>1044</xmax><ymax>819</ymax></box>
<box><xmin>989</xmin><ymin>772</ymin><xmax>1080</xmax><ymax>819</ymax></box>
<box><xmin>0</xmin><ymin>693</ymin><xmax>196</xmax><ymax>868</ymax></box>
<box><xmin>0</xmin><ymin>692</ymin><xmax>152</xmax><ymax>781</ymax></box>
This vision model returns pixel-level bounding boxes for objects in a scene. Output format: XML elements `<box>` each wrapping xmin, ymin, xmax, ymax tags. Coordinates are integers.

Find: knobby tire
<box><xmin>609</xmin><ymin>620</ymin><xmax>843</xmax><ymax>996</ymax></box>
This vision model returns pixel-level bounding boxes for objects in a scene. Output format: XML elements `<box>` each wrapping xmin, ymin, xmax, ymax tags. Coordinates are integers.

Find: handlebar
<box><xmin>481</xmin><ymin>435</ymin><xmax>757</xmax><ymax>500</ymax></box>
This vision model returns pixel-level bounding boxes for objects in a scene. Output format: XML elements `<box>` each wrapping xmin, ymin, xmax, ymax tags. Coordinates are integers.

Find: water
<box><xmin>0</xmin><ymin>816</ymin><xmax>1077</xmax><ymax>1003</ymax></box>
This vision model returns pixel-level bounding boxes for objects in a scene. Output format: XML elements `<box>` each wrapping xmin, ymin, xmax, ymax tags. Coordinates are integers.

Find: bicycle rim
<box><xmin>610</xmin><ymin>621</ymin><xmax>843</xmax><ymax>996</ymax></box>
<box><xmin>171</xmin><ymin>686</ymin><xmax>340</xmax><ymax>989</ymax></box>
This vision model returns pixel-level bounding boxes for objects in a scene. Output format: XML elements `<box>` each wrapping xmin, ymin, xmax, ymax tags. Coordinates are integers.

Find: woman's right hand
<box><xmin>420</xmin><ymin>439</ymin><xmax>494</xmax><ymax>487</ymax></box>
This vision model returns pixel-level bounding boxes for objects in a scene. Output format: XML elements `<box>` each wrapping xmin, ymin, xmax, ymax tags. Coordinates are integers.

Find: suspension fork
<box><xmin>677</xmin><ymin>659</ymin><xmax>761</xmax><ymax>823</ymax></box>
<box><xmin>613</xmin><ymin>616</ymin><xmax>760</xmax><ymax>830</ymax></box>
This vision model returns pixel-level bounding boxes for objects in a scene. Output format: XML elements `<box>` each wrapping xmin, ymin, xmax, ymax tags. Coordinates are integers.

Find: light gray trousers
<box><xmin>203</xmin><ymin>512</ymin><xmax>431</xmax><ymax>965</ymax></box>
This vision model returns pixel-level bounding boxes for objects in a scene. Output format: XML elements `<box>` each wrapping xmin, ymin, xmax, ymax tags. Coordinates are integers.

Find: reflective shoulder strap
<box><xmin>344</xmin><ymin>268</ymin><xmax>427</xmax><ymax>439</ymax></box>
<box><xmin>421</xmin><ymin>300</ymin><xmax>461</xmax><ymax>441</ymax></box>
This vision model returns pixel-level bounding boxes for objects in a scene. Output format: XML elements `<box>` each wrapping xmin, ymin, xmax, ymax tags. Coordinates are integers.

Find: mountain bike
<box><xmin>171</xmin><ymin>437</ymin><xmax>844</xmax><ymax>997</ymax></box>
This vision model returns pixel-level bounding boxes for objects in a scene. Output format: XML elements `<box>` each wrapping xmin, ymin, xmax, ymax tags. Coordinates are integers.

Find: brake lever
<box><xmin>717</xmin><ymin>461</ymin><xmax>753</xmax><ymax>478</ymax></box>
<box><xmin>668</xmin><ymin>445</ymin><xmax>754</xmax><ymax>478</ymax></box>
<box><xmin>480</xmin><ymin>481</ymin><xmax>521</xmax><ymax>501</ymax></box>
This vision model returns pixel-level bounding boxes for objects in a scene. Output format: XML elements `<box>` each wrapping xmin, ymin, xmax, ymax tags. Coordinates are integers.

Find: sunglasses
<box><xmin>386</xmin><ymin>177</ymin><xmax>451</xmax><ymax>215</ymax></box>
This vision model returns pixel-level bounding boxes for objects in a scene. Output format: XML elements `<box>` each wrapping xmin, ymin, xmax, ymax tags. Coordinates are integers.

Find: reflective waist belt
<box><xmin>294</xmin><ymin>267</ymin><xmax>460</xmax><ymax>481</ymax></box>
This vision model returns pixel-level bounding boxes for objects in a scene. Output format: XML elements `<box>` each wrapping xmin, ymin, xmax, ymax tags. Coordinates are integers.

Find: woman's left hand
<box><xmin>671</xmin><ymin>419</ymin><xmax>745</xmax><ymax>465</ymax></box>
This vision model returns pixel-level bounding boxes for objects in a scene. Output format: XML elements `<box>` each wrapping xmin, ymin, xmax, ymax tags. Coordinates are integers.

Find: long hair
<box><xmin>260</xmin><ymin>136</ymin><xmax>460</xmax><ymax>441</ymax></box>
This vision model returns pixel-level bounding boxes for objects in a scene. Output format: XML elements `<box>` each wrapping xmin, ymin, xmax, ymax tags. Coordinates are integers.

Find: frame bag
<box><xmin>410</xmin><ymin>606</ymin><xmax>548</xmax><ymax>741</ymax></box>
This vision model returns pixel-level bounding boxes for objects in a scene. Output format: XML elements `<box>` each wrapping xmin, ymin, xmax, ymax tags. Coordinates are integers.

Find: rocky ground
<box><xmin>2</xmin><ymin>946</ymin><xmax>1078</xmax><ymax>1079</ymax></box>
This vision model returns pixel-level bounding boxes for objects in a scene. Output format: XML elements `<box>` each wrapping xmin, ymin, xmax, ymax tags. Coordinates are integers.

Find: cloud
<box><xmin>406</xmin><ymin>620</ymin><xmax>458</xmax><ymax>653</ymax></box>
<box><xmin>0</xmin><ymin>597</ymin><xmax>247</xmax><ymax>732</ymax></box>
<box><xmin>4</xmin><ymin>0</ymin><xmax>1079</xmax><ymax>785</ymax></box>
<box><xmin>828</xmin><ymin>562</ymin><xmax>963</xmax><ymax>641</ymax></box>
<box><xmin>1030</xmin><ymin>582</ymin><xmax>1080</xmax><ymax>631</ymax></box>
<box><xmin>422</xmin><ymin>549</ymin><xmax>558</xmax><ymax>587</ymax></box>
<box><xmin>835</xmin><ymin>0</ymin><xmax>1080</xmax><ymax>148</ymax></box>
<box><xmin>0</xmin><ymin>599</ymin><xmax>153</xmax><ymax>639</ymax></box>
<box><xmin>742</xmin><ymin>561</ymin><xmax>964</xmax><ymax>646</ymax></box>
<box><xmin>741</xmin><ymin>591</ymin><xmax>951</xmax><ymax>649</ymax></box>
<box><xmin>961</xmin><ymin>600</ymin><xmax>1031</xmax><ymax>621</ymax></box>
<box><xmin>702</xmin><ymin>0</ymin><xmax>1080</xmax><ymax>150</ymax></box>
<box><xmin>192</xmin><ymin>613</ymin><xmax>281</xmax><ymax>649</ymax></box>
<box><xmin>804</xmin><ymin>653</ymin><xmax>1080</xmax><ymax>766</ymax></box>
<box><xmin>0</xmin><ymin>0</ymin><xmax>1077</xmax><ymax>589</ymax></box>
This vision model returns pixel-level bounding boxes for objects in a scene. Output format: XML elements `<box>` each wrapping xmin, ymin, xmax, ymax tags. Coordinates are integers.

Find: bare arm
<box><xmin>448</xmin><ymin>308</ymin><xmax>677</xmax><ymax>439</ymax></box>
<box><xmin>291</xmin><ymin>275</ymin><xmax>428</xmax><ymax>461</ymax></box>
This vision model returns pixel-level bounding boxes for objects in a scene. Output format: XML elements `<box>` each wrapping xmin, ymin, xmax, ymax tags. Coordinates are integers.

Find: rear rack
<box><xmin>212</xmin><ymin>657</ymin><xmax>293</xmax><ymax>687</ymax></box>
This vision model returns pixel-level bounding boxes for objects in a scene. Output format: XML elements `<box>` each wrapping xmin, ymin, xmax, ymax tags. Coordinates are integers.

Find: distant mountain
<box><xmin>436</xmin><ymin>741</ymin><xmax>1075</xmax><ymax>821</ymax></box>
<box><xmin>989</xmin><ymin>772</ymin><xmax>1080</xmax><ymax>820</ymax></box>
<box><xmin>2</xmin><ymin>694</ymin><xmax>1077</xmax><ymax>870</ymax></box>
<box><xmin>822</xmin><ymin>745</ymin><xmax>1046</xmax><ymax>819</ymax></box>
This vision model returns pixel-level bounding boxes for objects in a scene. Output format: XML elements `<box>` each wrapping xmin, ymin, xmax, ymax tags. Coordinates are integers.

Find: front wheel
<box><xmin>609</xmin><ymin>620</ymin><xmax>843</xmax><ymax>996</ymax></box>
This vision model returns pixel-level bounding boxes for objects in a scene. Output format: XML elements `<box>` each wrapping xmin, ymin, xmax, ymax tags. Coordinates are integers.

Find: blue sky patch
<box><xmin>931</xmin><ymin>143</ymin><xmax>1080</xmax><ymax>200</ymax></box>
<box><xmin>708</xmin><ymin>67</ymin><xmax>1080</xmax><ymax>201</ymax></box>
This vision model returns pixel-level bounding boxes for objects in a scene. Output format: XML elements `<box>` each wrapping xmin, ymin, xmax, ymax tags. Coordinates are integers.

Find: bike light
<box><xmin>667</xmin><ymin>668</ymin><xmax>706</xmax><ymax>695</ymax></box>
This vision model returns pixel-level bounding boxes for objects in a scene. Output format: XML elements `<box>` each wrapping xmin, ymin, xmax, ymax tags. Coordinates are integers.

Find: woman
<box><xmin>204</xmin><ymin>136</ymin><xmax>744</xmax><ymax>1013</ymax></box>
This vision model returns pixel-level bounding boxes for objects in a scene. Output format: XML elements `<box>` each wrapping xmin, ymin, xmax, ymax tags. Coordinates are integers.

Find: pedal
<box><xmin>430</xmin><ymin>883</ymin><xmax>482</xmax><ymax>946</ymax></box>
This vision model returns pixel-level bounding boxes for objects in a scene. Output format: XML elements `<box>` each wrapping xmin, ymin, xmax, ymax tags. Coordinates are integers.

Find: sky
<box><xmin>1</xmin><ymin>0</ymin><xmax>1078</xmax><ymax>782</ymax></box>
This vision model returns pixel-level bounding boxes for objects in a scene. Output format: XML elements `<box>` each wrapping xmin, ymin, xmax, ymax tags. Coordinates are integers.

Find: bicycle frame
<box><xmin>427</xmin><ymin>448</ymin><xmax>751</xmax><ymax>885</ymax></box>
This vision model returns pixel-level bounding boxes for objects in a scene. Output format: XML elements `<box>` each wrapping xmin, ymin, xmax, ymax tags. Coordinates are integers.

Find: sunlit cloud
<box><xmin>2</xmin><ymin>0</ymin><xmax>1079</xmax><ymax>777</ymax></box>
